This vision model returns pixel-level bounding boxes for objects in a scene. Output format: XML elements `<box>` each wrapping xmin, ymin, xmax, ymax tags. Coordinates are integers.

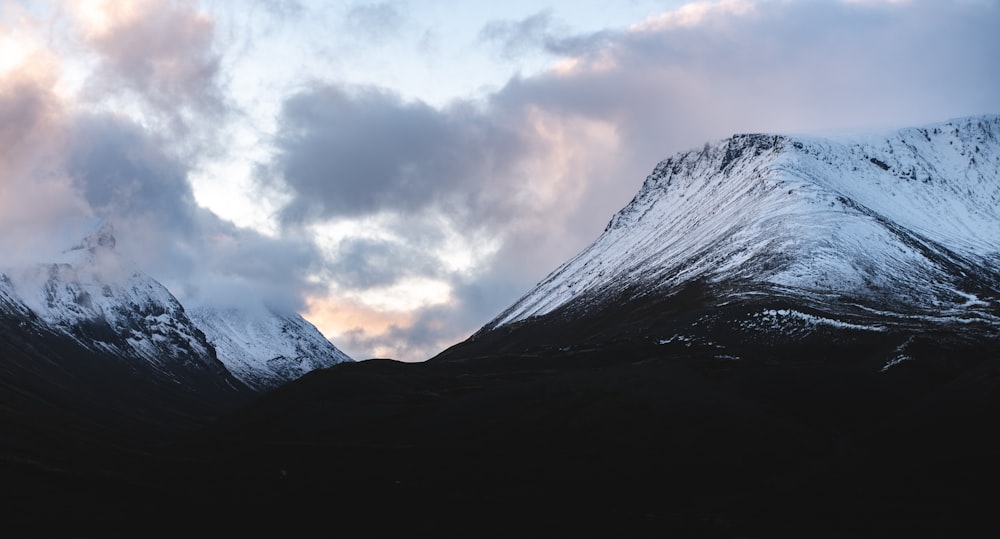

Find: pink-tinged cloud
<box><xmin>0</xmin><ymin>59</ymin><xmax>93</xmax><ymax>264</ymax></box>
<box><xmin>74</xmin><ymin>0</ymin><xmax>226</xmax><ymax>135</ymax></box>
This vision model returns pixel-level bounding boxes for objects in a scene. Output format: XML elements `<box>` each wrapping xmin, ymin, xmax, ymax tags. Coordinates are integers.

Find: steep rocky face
<box><xmin>443</xmin><ymin>116</ymin><xmax>1000</xmax><ymax>365</ymax></box>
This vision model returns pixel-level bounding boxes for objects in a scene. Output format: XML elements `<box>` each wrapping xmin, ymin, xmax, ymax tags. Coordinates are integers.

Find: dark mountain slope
<box><xmin>92</xmin><ymin>342</ymin><xmax>997</xmax><ymax>538</ymax></box>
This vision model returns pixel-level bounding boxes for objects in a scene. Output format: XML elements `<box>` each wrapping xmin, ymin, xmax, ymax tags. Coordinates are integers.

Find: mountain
<box><xmin>189</xmin><ymin>305</ymin><xmax>353</xmax><ymax>391</ymax></box>
<box><xmin>1</xmin><ymin>223</ymin><xmax>352</xmax><ymax>396</ymax></box>
<box><xmin>0</xmin><ymin>224</ymin><xmax>254</xmax><ymax>499</ymax></box>
<box><xmin>0</xmin><ymin>222</ymin><xmax>356</xmax><ymax>454</ymax></box>
<box><xmin>444</xmin><ymin>115</ymin><xmax>1000</xmax><ymax>366</ymax></box>
<box><xmin>0</xmin><ymin>223</ymin><xmax>247</xmax><ymax>406</ymax></box>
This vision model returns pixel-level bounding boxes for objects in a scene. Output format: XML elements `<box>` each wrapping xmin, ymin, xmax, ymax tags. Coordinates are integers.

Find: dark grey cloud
<box><xmin>68</xmin><ymin>114</ymin><xmax>198</xmax><ymax>230</ymax></box>
<box><xmin>325</xmin><ymin>236</ymin><xmax>443</xmax><ymax>289</ymax></box>
<box><xmin>267</xmin><ymin>84</ymin><xmax>529</xmax><ymax>225</ymax></box>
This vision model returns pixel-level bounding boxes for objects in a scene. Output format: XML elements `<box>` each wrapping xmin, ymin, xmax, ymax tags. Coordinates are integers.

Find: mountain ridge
<box><xmin>481</xmin><ymin>115</ymin><xmax>1000</xmax><ymax>340</ymax></box>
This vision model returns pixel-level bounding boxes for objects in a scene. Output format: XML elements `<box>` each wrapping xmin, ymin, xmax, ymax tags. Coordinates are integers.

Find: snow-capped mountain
<box><xmin>1</xmin><ymin>224</ymin><xmax>238</xmax><ymax>384</ymax></box>
<box><xmin>460</xmin><ymin>115</ymin><xmax>1000</xmax><ymax>364</ymax></box>
<box><xmin>0</xmin><ymin>223</ymin><xmax>352</xmax><ymax>396</ymax></box>
<box><xmin>0</xmin><ymin>224</ymin><xmax>255</xmax><ymax>440</ymax></box>
<box><xmin>189</xmin><ymin>306</ymin><xmax>353</xmax><ymax>392</ymax></box>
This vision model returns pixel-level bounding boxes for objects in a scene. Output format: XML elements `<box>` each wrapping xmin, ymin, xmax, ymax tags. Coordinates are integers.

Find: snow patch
<box><xmin>881</xmin><ymin>337</ymin><xmax>915</xmax><ymax>373</ymax></box>
<box><xmin>747</xmin><ymin>309</ymin><xmax>887</xmax><ymax>333</ymax></box>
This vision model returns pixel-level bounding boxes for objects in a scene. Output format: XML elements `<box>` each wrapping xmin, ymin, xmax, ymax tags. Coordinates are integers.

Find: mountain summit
<box><xmin>446</xmin><ymin>115</ymin><xmax>1000</xmax><ymax>365</ymax></box>
<box><xmin>3</xmin><ymin>224</ymin><xmax>231</xmax><ymax>380</ymax></box>
<box><xmin>65</xmin><ymin>221</ymin><xmax>117</xmax><ymax>253</ymax></box>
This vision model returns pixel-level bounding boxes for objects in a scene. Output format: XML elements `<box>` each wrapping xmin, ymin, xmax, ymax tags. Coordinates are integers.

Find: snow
<box><xmin>189</xmin><ymin>306</ymin><xmax>353</xmax><ymax>392</ymax></box>
<box><xmin>741</xmin><ymin>309</ymin><xmax>887</xmax><ymax>334</ymax></box>
<box><xmin>880</xmin><ymin>337</ymin><xmax>915</xmax><ymax>373</ymax></box>
<box><xmin>488</xmin><ymin>115</ymin><xmax>1000</xmax><ymax>331</ymax></box>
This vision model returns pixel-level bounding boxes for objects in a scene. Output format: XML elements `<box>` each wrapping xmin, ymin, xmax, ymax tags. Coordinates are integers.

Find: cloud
<box><xmin>305</xmin><ymin>271</ymin><xmax>528</xmax><ymax>361</ymax></box>
<box><xmin>74</xmin><ymin>0</ymin><xmax>227</xmax><ymax>138</ymax></box>
<box><xmin>68</xmin><ymin>114</ymin><xmax>198</xmax><ymax>227</ymax></box>
<box><xmin>267</xmin><ymin>84</ymin><xmax>531</xmax><ymax>225</ymax></box>
<box><xmin>0</xmin><ymin>10</ymin><xmax>321</xmax><ymax>315</ymax></box>
<box><xmin>0</xmin><ymin>54</ymin><xmax>93</xmax><ymax>265</ymax></box>
<box><xmin>255</xmin><ymin>0</ymin><xmax>305</xmax><ymax>20</ymax></box>
<box><xmin>478</xmin><ymin>11</ymin><xmax>557</xmax><ymax>60</ymax></box>
<box><xmin>491</xmin><ymin>0</ymin><xmax>1000</xmax><ymax>170</ymax></box>
<box><xmin>324</xmin><ymin>236</ymin><xmax>443</xmax><ymax>289</ymax></box>
<box><xmin>478</xmin><ymin>10</ymin><xmax>612</xmax><ymax>60</ymax></box>
<box><xmin>172</xmin><ymin>217</ymin><xmax>325</xmax><ymax>313</ymax></box>
<box><xmin>262</xmin><ymin>80</ymin><xmax>627</xmax><ymax>359</ymax></box>
<box><xmin>54</xmin><ymin>111</ymin><xmax>322</xmax><ymax>313</ymax></box>
<box><xmin>344</xmin><ymin>2</ymin><xmax>406</xmax><ymax>42</ymax></box>
<box><xmin>0</xmin><ymin>58</ymin><xmax>63</xmax><ymax>178</ymax></box>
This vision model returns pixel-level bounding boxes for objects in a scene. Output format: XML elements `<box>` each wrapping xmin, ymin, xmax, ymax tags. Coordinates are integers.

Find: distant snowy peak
<box><xmin>490</xmin><ymin>115</ymin><xmax>1000</xmax><ymax>330</ymax></box>
<box><xmin>1</xmin><ymin>224</ymin><xmax>354</xmax><ymax>393</ymax></box>
<box><xmin>65</xmin><ymin>221</ymin><xmax>117</xmax><ymax>254</ymax></box>
<box><xmin>1</xmin><ymin>227</ymin><xmax>223</xmax><ymax>374</ymax></box>
<box><xmin>189</xmin><ymin>306</ymin><xmax>353</xmax><ymax>392</ymax></box>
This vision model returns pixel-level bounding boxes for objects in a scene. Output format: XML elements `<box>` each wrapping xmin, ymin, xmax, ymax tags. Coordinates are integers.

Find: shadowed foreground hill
<box><xmin>8</xmin><ymin>340</ymin><xmax>996</xmax><ymax>538</ymax></box>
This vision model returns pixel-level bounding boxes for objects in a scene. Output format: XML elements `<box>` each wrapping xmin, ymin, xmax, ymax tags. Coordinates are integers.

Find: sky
<box><xmin>1</xmin><ymin>0</ymin><xmax>998</xmax><ymax>362</ymax></box>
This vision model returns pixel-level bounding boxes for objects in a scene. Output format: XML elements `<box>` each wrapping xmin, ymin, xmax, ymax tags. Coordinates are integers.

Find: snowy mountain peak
<box><xmin>2</xmin><ymin>237</ymin><xmax>225</xmax><ymax>377</ymax></box>
<box><xmin>189</xmin><ymin>305</ymin><xmax>353</xmax><ymax>392</ymax></box>
<box><xmin>68</xmin><ymin>221</ymin><xmax>117</xmax><ymax>254</ymax></box>
<box><xmin>1</xmin><ymin>224</ymin><xmax>353</xmax><ymax>393</ymax></box>
<box><xmin>488</xmin><ymin>115</ymin><xmax>1000</xmax><ymax>333</ymax></box>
